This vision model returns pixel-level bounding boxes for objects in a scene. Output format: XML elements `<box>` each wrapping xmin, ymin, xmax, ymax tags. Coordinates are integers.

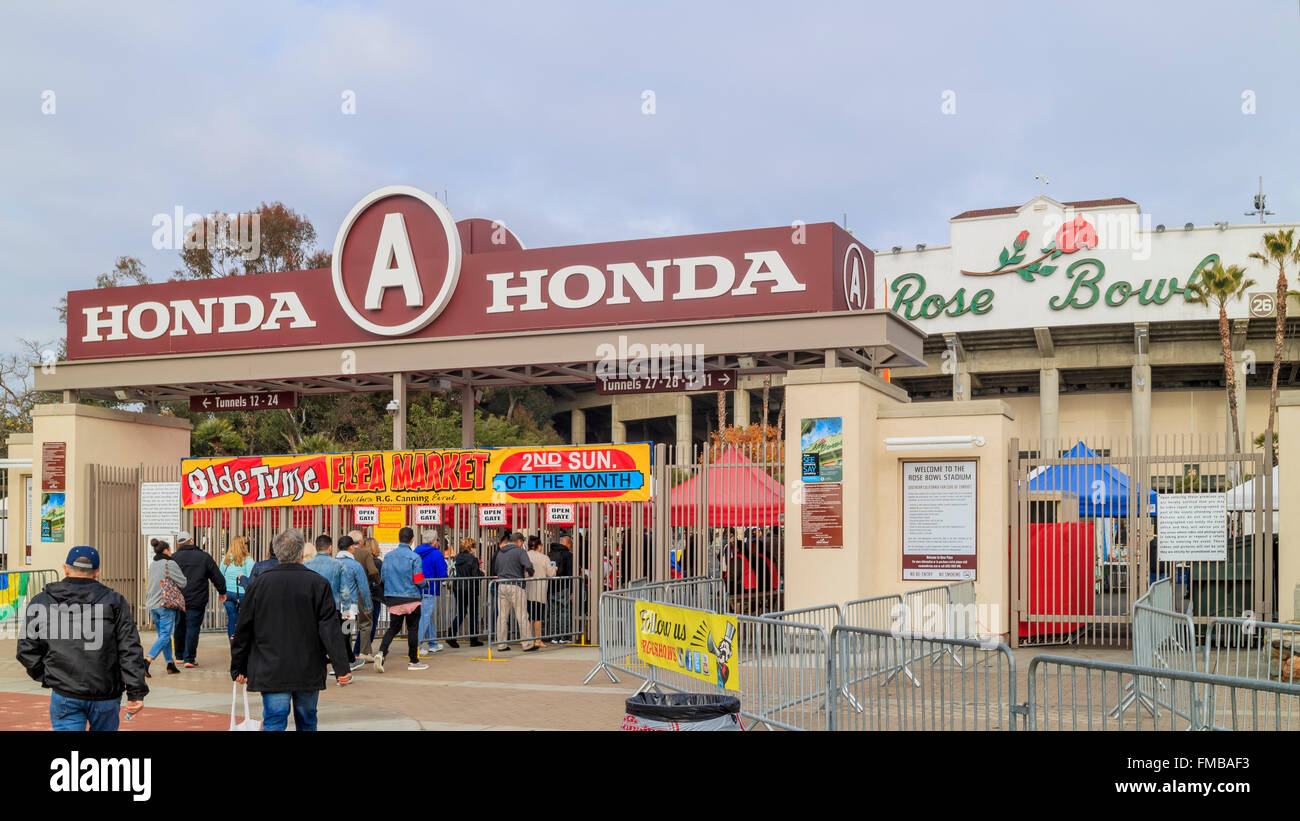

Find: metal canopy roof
<box><xmin>37</xmin><ymin>309</ymin><xmax>926</xmax><ymax>402</ymax></box>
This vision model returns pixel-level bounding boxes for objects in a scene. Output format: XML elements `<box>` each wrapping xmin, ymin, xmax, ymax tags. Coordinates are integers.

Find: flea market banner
<box><xmin>181</xmin><ymin>443</ymin><xmax>650</xmax><ymax>509</ymax></box>
<box><xmin>635</xmin><ymin>600</ymin><xmax>739</xmax><ymax>691</ymax></box>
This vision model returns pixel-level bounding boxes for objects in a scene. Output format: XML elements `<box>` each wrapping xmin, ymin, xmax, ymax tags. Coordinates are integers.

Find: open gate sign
<box><xmin>478</xmin><ymin>506</ymin><xmax>507</xmax><ymax>526</ymax></box>
<box><xmin>545</xmin><ymin>503</ymin><xmax>575</xmax><ymax>525</ymax></box>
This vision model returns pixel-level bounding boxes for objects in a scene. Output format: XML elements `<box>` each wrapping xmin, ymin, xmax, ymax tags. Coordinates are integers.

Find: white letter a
<box><xmin>366</xmin><ymin>212</ymin><xmax>423</xmax><ymax>309</ymax></box>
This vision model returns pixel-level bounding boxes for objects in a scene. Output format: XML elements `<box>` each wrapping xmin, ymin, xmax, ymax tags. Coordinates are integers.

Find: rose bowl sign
<box><xmin>66</xmin><ymin>187</ymin><xmax>872</xmax><ymax>360</ymax></box>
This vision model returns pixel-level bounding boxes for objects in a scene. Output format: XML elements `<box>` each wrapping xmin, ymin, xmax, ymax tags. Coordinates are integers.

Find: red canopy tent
<box><xmin>603</xmin><ymin>446</ymin><xmax>784</xmax><ymax>528</ymax></box>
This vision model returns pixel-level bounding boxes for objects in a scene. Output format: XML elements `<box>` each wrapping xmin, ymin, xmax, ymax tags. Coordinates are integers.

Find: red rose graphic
<box><xmin>1054</xmin><ymin>215</ymin><xmax>1098</xmax><ymax>254</ymax></box>
<box><xmin>1014</xmin><ymin>230</ymin><xmax>1029</xmax><ymax>251</ymax></box>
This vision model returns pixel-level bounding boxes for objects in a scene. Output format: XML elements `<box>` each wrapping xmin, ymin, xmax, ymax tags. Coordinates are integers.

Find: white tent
<box><xmin>1223</xmin><ymin>466</ymin><xmax>1279</xmax><ymax>511</ymax></box>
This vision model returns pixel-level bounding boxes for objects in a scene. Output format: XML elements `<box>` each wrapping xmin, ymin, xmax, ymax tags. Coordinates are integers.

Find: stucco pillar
<box><xmin>675</xmin><ymin>395</ymin><xmax>691</xmax><ymax>456</ymax></box>
<box><xmin>1231</xmin><ymin>352</ymin><xmax>1249</xmax><ymax>453</ymax></box>
<box><xmin>1131</xmin><ymin>362</ymin><xmax>1152</xmax><ymax>454</ymax></box>
<box><xmin>461</xmin><ymin>387</ymin><xmax>475</xmax><ymax>447</ymax></box>
<box><xmin>1039</xmin><ymin>365</ymin><xmax>1059</xmax><ymax>447</ymax></box>
<box><xmin>611</xmin><ymin>400</ymin><xmax>626</xmax><ymax>444</ymax></box>
<box><xmin>954</xmin><ymin>369</ymin><xmax>972</xmax><ymax>401</ymax></box>
<box><xmin>783</xmin><ymin>367</ymin><xmax>899</xmax><ymax>611</ymax></box>
<box><xmin>392</xmin><ymin>372</ymin><xmax>407</xmax><ymax>450</ymax></box>
<box><xmin>570</xmin><ymin>407</ymin><xmax>586</xmax><ymax>445</ymax></box>
<box><xmin>28</xmin><ymin>404</ymin><xmax>191</xmax><ymax>572</ymax></box>
<box><xmin>1277</xmin><ymin>393</ymin><xmax>1300</xmax><ymax>621</ymax></box>
<box><xmin>734</xmin><ymin>389</ymin><xmax>751</xmax><ymax>428</ymax></box>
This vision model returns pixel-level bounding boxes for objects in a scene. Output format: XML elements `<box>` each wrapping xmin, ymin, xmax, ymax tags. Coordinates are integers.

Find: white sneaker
<box><xmin>428</xmin><ymin>644</ymin><xmax>444</xmax><ymax>654</ymax></box>
<box><xmin>374</xmin><ymin>651</ymin><xmax>385</xmax><ymax>674</ymax></box>
<box><xmin>408</xmin><ymin>661</ymin><xmax>429</xmax><ymax>671</ymax></box>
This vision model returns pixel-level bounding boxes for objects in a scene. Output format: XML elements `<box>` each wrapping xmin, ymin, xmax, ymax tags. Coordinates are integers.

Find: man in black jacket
<box><xmin>231</xmin><ymin>528</ymin><xmax>352</xmax><ymax>731</ymax></box>
<box><xmin>16</xmin><ymin>546</ymin><xmax>149</xmax><ymax>731</ymax></box>
<box><xmin>169</xmin><ymin>531</ymin><xmax>226</xmax><ymax>668</ymax></box>
<box><xmin>547</xmin><ymin>536</ymin><xmax>575</xmax><ymax>643</ymax></box>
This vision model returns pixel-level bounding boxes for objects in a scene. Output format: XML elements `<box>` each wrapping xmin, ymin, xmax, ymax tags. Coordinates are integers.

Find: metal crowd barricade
<box><xmin>485</xmin><ymin>575</ymin><xmax>586</xmax><ymax>650</ymax></box>
<box><xmin>583</xmin><ymin>588</ymin><xmax>835</xmax><ymax>730</ymax></box>
<box><xmin>1113</xmin><ymin>601</ymin><xmax>1200</xmax><ymax>723</ymax></box>
<box><xmin>832</xmin><ymin>626</ymin><xmax>1018</xmax><ymax>731</ymax></box>
<box><xmin>375</xmin><ymin>575</ymin><xmax>497</xmax><ymax>644</ymax></box>
<box><xmin>0</xmin><ymin>569</ymin><xmax>59</xmax><ymax>638</ymax></box>
<box><xmin>1027</xmin><ymin>654</ymin><xmax>1300</xmax><ymax>731</ymax></box>
<box><xmin>762</xmin><ymin>603</ymin><xmax>843</xmax><ymax>638</ymax></box>
<box><xmin>841</xmin><ymin>594</ymin><xmax>903</xmax><ymax>631</ymax></box>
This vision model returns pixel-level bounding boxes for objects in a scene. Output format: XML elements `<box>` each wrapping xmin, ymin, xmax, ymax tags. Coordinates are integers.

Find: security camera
<box><xmin>385</xmin><ymin>399</ymin><xmax>399</xmax><ymax>415</ymax></box>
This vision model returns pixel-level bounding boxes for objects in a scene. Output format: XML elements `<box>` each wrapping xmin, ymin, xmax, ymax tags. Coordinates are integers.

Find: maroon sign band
<box><xmin>188</xmin><ymin>391</ymin><xmax>299</xmax><ymax>412</ymax></box>
<box><xmin>595</xmin><ymin>369</ymin><xmax>738</xmax><ymax>396</ymax></box>
<box><xmin>65</xmin><ymin>187</ymin><xmax>872</xmax><ymax>360</ymax></box>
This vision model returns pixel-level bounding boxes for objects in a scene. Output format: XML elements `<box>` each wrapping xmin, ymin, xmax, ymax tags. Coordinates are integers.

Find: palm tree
<box><xmin>1185</xmin><ymin>262</ymin><xmax>1255</xmax><ymax>454</ymax></box>
<box><xmin>192</xmin><ymin>418</ymin><xmax>246</xmax><ymax>457</ymax></box>
<box><xmin>293</xmin><ymin>433</ymin><xmax>339</xmax><ymax>454</ymax></box>
<box><xmin>1249</xmin><ymin>228</ymin><xmax>1299</xmax><ymax>439</ymax></box>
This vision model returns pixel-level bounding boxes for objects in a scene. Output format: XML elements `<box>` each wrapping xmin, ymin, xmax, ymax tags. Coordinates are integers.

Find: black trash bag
<box><xmin>621</xmin><ymin>692</ymin><xmax>742</xmax><ymax>731</ymax></box>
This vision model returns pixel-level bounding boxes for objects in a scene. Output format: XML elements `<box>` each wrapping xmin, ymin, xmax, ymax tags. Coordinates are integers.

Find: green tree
<box><xmin>1249</xmin><ymin>229</ymin><xmax>1300</xmax><ymax>439</ymax></box>
<box><xmin>192</xmin><ymin>417</ymin><xmax>246</xmax><ymax>457</ymax></box>
<box><xmin>56</xmin><ymin>256</ymin><xmax>149</xmax><ymax>324</ymax></box>
<box><xmin>1185</xmin><ymin>261</ymin><xmax>1255</xmax><ymax>453</ymax></box>
<box><xmin>294</xmin><ymin>432</ymin><xmax>340</xmax><ymax>453</ymax></box>
<box><xmin>242</xmin><ymin>202</ymin><xmax>319</xmax><ymax>274</ymax></box>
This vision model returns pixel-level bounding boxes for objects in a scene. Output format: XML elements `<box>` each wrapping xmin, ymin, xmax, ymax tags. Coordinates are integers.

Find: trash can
<box><xmin>620</xmin><ymin>692</ymin><xmax>742</xmax><ymax>731</ymax></box>
<box><xmin>1190</xmin><ymin>535</ymin><xmax>1253</xmax><ymax>619</ymax></box>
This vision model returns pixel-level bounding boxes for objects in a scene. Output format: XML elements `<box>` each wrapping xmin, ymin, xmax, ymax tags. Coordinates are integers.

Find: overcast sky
<box><xmin>2</xmin><ymin>0</ymin><xmax>1297</xmax><ymax>352</ymax></box>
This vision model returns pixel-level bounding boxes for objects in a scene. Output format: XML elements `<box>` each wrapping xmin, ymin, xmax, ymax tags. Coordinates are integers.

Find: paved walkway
<box><xmin>0</xmin><ymin>633</ymin><xmax>639</xmax><ymax>731</ymax></box>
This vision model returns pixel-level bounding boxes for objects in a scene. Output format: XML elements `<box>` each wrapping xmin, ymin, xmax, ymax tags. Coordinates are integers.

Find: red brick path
<box><xmin>0</xmin><ymin>693</ymin><xmax>228</xmax><ymax>731</ymax></box>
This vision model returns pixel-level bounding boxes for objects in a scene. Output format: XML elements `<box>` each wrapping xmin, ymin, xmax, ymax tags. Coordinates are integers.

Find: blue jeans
<box><xmin>261</xmin><ymin>691</ymin><xmax>319</xmax><ymax>731</ymax></box>
<box><xmin>171</xmin><ymin>607</ymin><xmax>206</xmax><ymax>663</ymax></box>
<box><xmin>419</xmin><ymin>593</ymin><xmax>439</xmax><ymax>647</ymax></box>
<box><xmin>50</xmin><ymin>691</ymin><xmax>120</xmax><ymax>731</ymax></box>
<box><xmin>148</xmin><ymin>608</ymin><xmax>176</xmax><ymax>662</ymax></box>
<box><xmin>223</xmin><ymin>594</ymin><xmax>242</xmax><ymax>639</ymax></box>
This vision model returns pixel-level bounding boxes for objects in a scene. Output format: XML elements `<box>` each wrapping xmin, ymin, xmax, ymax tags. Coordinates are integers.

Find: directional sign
<box><xmin>595</xmin><ymin>369</ymin><xmax>738</xmax><ymax>396</ymax></box>
<box><xmin>189</xmin><ymin>390</ymin><xmax>298</xmax><ymax>412</ymax></box>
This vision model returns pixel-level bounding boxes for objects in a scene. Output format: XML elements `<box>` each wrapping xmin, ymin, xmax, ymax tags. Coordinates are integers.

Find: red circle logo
<box><xmin>331</xmin><ymin>186</ymin><xmax>462</xmax><ymax>336</ymax></box>
<box><xmin>842</xmin><ymin>243</ymin><xmax>869</xmax><ymax>311</ymax></box>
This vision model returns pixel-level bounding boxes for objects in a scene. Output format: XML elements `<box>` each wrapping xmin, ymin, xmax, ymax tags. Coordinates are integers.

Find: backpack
<box><xmin>160</xmin><ymin>561</ymin><xmax>186</xmax><ymax>610</ymax></box>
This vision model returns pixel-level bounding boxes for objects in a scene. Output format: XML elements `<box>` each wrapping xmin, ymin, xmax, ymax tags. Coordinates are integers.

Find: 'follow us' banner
<box><xmin>635</xmin><ymin>600</ymin><xmax>739</xmax><ymax>691</ymax></box>
<box><xmin>181</xmin><ymin>443</ymin><xmax>650</xmax><ymax>509</ymax></box>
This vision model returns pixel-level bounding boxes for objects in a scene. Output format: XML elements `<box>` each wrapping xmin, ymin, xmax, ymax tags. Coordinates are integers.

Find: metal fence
<box><xmin>584</xmin><ymin>585</ymin><xmax>833</xmax><ymax>730</ymax></box>
<box><xmin>1010</xmin><ymin>433</ymin><xmax>1274</xmax><ymax>648</ymax></box>
<box><xmin>0</xmin><ymin>569</ymin><xmax>59</xmax><ymax>637</ymax></box>
<box><xmin>833</xmin><ymin>626</ymin><xmax>1019</xmax><ymax>731</ymax></box>
<box><xmin>1026</xmin><ymin>654</ymin><xmax>1300</xmax><ymax>731</ymax></box>
<box><xmin>842</xmin><ymin>594</ymin><xmax>902</xmax><ymax>631</ymax></box>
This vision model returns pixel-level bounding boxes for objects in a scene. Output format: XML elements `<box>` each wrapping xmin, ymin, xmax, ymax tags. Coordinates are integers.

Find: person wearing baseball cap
<box><xmin>16</xmin><ymin>546</ymin><xmax>149</xmax><ymax>730</ymax></box>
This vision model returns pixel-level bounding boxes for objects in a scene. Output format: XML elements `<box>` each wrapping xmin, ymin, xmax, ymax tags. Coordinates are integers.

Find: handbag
<box><xmin>160</xmin><ymin>564</ymin><xmax>186</xmax><ymax>611</ymax></box>
<box><xmin>229</xmin><ymin>682</ymin><xmax>261</xmax><ymax>732</ymax></box>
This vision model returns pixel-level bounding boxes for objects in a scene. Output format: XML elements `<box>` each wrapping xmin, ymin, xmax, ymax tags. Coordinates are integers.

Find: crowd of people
<box><xmin>14</xmin><ymin>525</ymin><xmax>586</xmax><ymax>732</ymax></box>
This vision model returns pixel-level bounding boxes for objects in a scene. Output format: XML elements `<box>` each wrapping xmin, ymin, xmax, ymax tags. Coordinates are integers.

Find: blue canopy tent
<box><xmin>1027</xmin><ymin>442</ymin><xmax>1156</xmax><ymax>518</ymax></box>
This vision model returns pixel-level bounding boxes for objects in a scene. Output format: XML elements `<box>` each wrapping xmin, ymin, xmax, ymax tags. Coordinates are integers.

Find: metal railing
<box><xmin>841</xmin><ymin>594</ymin><xmax>902</xmax><ymax>631</ymax></box>
<box><xmin>584</xmin><ymin>588</ymin><xmax>834</xmax><ymax>730</ymax></box>
<box><xmin>1204</xmin><ymin>616</ymin><xmax>1300</xmax><ymax>684</ymax></box>
<box><xmin>0</xmin><ymin>569</ymin><xmax>59</xmax><ymax>636</ymax></box>
<box><xmin>833</xmin><ymin>626</ymin><xmax>1019</xmax><ymax>731</ymax></box>
<box><xmin>1027</xmin><ymin>654</ymin><xmax>1300</xmax><ymax>731</ymax></box>
<box><xmin>486</xmin><ymin>575</ymin><xmax>586</xmax><ymax>648</ymax></box>
<box><xmin>762</xmin><ymin>603</ymin><xmax>842</xmax><ymax>638</ymax></box>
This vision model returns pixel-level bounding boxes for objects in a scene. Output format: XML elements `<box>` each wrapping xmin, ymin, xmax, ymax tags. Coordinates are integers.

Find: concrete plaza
<box><xmin>0</xmin><ymin>633</ymin><xmax>639</xmax><ymax>731</ymax></box>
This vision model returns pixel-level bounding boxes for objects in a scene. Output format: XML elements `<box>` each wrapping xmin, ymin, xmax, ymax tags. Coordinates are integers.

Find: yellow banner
<box><xmin>634</xmin><ymin>600</ymin><xmax>739</xmax><ymax>691</ymax></box>
<box><xmin>181</xmin><ymin>444</ymin><xmax>651</xmax><ymax>509</ymax></box>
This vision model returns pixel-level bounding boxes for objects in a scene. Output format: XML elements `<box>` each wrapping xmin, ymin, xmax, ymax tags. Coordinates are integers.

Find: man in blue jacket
<box><xmin>335</xmin><ymin>535</ymin><xmax>371</xmax><ymax>669</ymax></box>
<box><xmin>304</xmin><ymin>534</ymin><xmax>362</xmax><ymax>672</ymax></box>
<box><xmin>414</xmin><ymin>532</ymin><xmax>448</xmax><ymax>656</ymax></box>
<box><xmin>374</xmin><ymin>528</ymin><xmax>428</xmax><ymax>673</ymax></box>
